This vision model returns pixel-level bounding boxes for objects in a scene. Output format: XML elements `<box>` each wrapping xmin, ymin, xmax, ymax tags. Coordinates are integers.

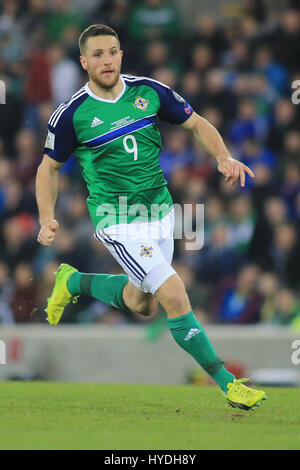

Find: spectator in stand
<box><xmin>61</xmin><ymin>192</ymin><xmax>93</xmax><ymax>244</ymax></box>
<box><xmin>144</xmin><ymin>40</ymin><xmax>183</xmax><ymax>78</ymax></box>
<box><xmin>0</xmin><ymin>0</ymin><xmax>25</xmax><ymax>71</ymax></box>
<box><xmin>143</xmin><ymin>41</ymin><xmax>170</xmax><ymax>76</ymax></box>
<box><xmin>265</xmin><ymin>288</ymin><xmax>300</xmax><ymax>326</ymax></box>
<box><xmin>230</xmin><ymin>73</ymin><xmax>254</xmax><ymax>100</ymax></box>
<box><xmin>10</xmin><ymin>263</ymin><xmax>38</xmax><ymax>322</ymax></box>
<box><xmin>264</xmin><ymin>196</ymin><xmax>289</xmax><ymax>228</ymax></box>
<box><xmin>14</xmin><ymin>128</ymin><xmax>41</xmax><ymax>187</ymax></box>
<box><xmin>281</xmin><ymin>131</ymin><xmax>300</xmax><ymax>170</ymax></box>
<box><xmin>228</xmin><ymin>98</ymin><xmax>268</xmax><ymax>151</ymax></box>
<box><xmin>45</xmin><ymin>0</ymin><xmax>84</xmax><ymax>43</ymax></box>
<box><xmin>0</xmin><ymin>0</ymin><xmax>24</xmax><ymax>31</ymax></box>
<box><xmin>243</xmin><ymin>0</ymin><xmax>268</xmax><ymax>24</ymax></box>
<box><xmin>279</xmin><ymin>162</ymin><xmax>300</xmax><ymax>218</ymax></box>
<box><xmin>201</xmin><ymin>68</ymin><xmax>238</xmax><ymax>121</ymax></box>
<box><xmin>294</xmin><ymin>192</ymin><xmax>300</xmax><ymax>238</ymax></box>
<box><xmin>257</xmin><ymin>271</ymin><xmax>280</xmax><ymax>323</ymax></box>
<box><xmin>212</xmin><ymin>264</ymin><xmax>263</xmax><ymax>324</ymax></box>
<box><xmin>0</xmin><ymin>261</ymin><xmax>14</xmax><ymax>324</ymax></box>
<box><xmin>190</xmin><ymin>44</ymin><xmax>214</xmax><ymax>75</ymax></box>
<box><xmin>204</xmin><ymin>196</ymin><xmax>227</xmax><ymax>245</ymax></box>
<box><xmin>159</xmin><ymin>128</ymin><xmax>197</xmax><ymax>184</ymax></box>
<box><xmin>0</xmin><ymin>176</ymin><xmax>36</xmax><ymax>223</ymax></box>
<box><xmin>92</xmin><ymin>1</ymin><xmax>129</xmax><ymax>42</ymax></box>
<box><xmin>267</xmin><ymin>223</ymin><xmax>300</xmax><ymax>289</ymax></box>
<box><xmin>227</xmin><ymin>194</ymin><xmax>255</xmax><ymax>254</ymax></box>
<box><xmin>254</xmin><ymin>46</ymin><xmax>290</xmax><ymax>96</ymax></box>
<box><xmin>21</xmin><ymin>0</ymin><xmax>49</xmax><ymax>48</ymax></box>
<box><xmin>0</xmin><ymin>138</ymin><xmax>6</xmax><ymax>158</ymax></box>
<box><xmin>248</xmin><ymin>160</ymin><xmax>278</xmax><ymax>214</ymax></box>
<box><xmin>250</xmin><ymin>73</ymin><xmax>278</xmax><ymax>119</ymax></box>
<box><xmin>271</xmin><ymin>9</ymin><xmax>300</xmax><ymax>74</ymax></box>
<box><xmin>0</xmin><ymin>80</ymin><xmax>24</xmax><ymax>157</ymax></box>
<box><xmin>46</xmin><ymin>42</ymin><xmax>81</xmax><ymax>105</ymax></box>
<box><xmin>238</xmin><ymin>14</ymin><xmax>266</xmax><ymax>52</ymax></box>
<box><xmin>127</xmin><ymin>0</ymin><xmax>181</xmax><ymax>47</ymax></box>
<box><xmin>180</xmin><ymin>71</ymin><xmax>204</xmax><ymax>112</ymax></box>
<box><xmin>0</xmin><ymin>179</ymin><xmax>27</xmax><ymax>222</ymax></box>
<box><xmin>72</xmin><ymin>0</ymin><xmax>104</xmax><ymax>23</ymax></box>
<box><xmin>222</xmin><ymin>40</ymin><xmax>252</xmax><ymax>73</ymax></box>
<box><xmin>186</xmin><ymin>14</ymin><xmax>228</xmax><ymax>63</ymax></box>
<box><xmin>23</xmin><ymin>44</ymin><xmax>52</xmax><ymax>131</ymax></box>
<box><xmin>196</xmin><ymin>223</ymin><xmax>244</xmax><ymax>284</ymax></box>
<box><xmin>267</xmin><ymin>99</ymin><xmax>299</xmax><ymax>153</ymax></box>
<box><xmin>248</xmin><ymin>196</ymin><xmax>288</xmax><ymax>267</ymax></box>
<box><xmin>1</xmin><ymin>216</ymin><xmax>37</xmax><ymax>272</ymax></box>
<box><xmin>152</xmin><ymin>66</ymin><xmax>178</xmax><ymax>90</ymax></box>
<box><xmin>0</xmin><ymin>155</ymin><xmax>13</xmax><ymax>186</ymax></box>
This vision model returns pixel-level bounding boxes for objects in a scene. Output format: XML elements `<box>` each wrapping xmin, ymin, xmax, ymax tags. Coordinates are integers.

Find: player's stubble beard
<box><xmin>89</xmin><ymin>62</ymin><xmax>122</xmax><ymax>92</ymax></box>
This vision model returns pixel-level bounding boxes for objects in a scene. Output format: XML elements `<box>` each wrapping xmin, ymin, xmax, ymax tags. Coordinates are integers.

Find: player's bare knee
<box><xmin>161</xmin><ymin>290</ymin><xmax>188</xmax><ymax>312</ymax></box>
<box><xmin>155</xmin><ymin>274</ymin><xmax>190</xmax><ymax>312</ymax></box>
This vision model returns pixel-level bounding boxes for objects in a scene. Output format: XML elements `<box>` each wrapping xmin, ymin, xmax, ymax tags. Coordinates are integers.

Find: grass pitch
<box><xmin>0</xmin><ymin>381</ymin><xmax>299</xmax><ymax>450</ymax></box>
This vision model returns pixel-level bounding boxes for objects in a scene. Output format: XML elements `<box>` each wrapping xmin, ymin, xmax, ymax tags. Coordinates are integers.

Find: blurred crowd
<box><xmin>0</xmin><ymin>0</ymin><xmax>300</xmax><ymax>328</ymax></box>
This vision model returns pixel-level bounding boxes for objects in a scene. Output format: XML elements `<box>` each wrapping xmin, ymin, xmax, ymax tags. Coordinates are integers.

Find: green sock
<box><xmin>67</xmin><ymin>272</ymin><xmax>128</xmax><ymax>310</ymax></box>
<box><xmin>168</xmin><ymin>310</ymin><xmax>235</xmax><ymax>392</ymax></box>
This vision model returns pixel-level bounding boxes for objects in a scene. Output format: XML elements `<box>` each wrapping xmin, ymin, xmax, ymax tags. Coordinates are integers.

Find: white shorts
<box><xmin>94</xmin><ymin>209</ymin><xmax>176</xmax><ymax>294</ymax></box>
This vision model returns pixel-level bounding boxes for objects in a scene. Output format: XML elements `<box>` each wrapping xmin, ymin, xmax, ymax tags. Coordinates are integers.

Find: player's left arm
<box><xmin>181</xmin><ymin>112</ymin><xmax>255</xmax><ymax>187</ymax></box>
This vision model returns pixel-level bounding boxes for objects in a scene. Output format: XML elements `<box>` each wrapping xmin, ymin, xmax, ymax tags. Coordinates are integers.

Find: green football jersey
<box><xmin>44</xmin><ymin>74</ymin><xmax>193</xmax><ymax>230</ymax></box>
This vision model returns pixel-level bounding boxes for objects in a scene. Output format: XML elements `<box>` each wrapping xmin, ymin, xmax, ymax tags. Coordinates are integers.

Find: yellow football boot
<box><xmin>45</xmin><ymin>263</ymin><xmax>79</xmax><ymax>326</ymax></box>
<box><xmin>222</xmin><ymin>378</ymin><xmax>267</xmax><ymax>410</ymax></box>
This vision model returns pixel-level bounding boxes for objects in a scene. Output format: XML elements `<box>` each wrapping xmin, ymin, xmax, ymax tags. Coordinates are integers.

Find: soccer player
<box><xmin>36</xmin><ymin>24</ymin><xmax>266</xmax><ymax>410</ymax></box>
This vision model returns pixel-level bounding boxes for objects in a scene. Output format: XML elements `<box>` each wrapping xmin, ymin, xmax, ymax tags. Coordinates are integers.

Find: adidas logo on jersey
<box><xmin>184</xmin><ymin>328</ymin><xmax>202</xmax><ymax>342</ymax></box>
<box><xmin>91</xmin><ymin>117</ymin><xmax>104</xmax><ymax>128</ymax></box>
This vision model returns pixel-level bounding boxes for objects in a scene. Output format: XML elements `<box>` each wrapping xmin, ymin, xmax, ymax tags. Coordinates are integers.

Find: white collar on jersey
<box><xmin>84</xmin><ymin>75</ymin><xmax>126</xmax><ymax>103</ymax></box>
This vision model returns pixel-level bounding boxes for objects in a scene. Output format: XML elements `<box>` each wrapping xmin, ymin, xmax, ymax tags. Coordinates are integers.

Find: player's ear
<box><xmin>79</xmin><ymin>55</ymin><xmax>88</xmax><ymax>71</ymax></box>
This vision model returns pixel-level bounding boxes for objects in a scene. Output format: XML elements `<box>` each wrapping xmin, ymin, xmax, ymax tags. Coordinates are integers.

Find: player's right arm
<box><xmin>36</xmin><ymin>155</ymin><xmax>64</xmax><ymax>246</ymax></box>
<box><xmin>36</xmin><ymin>100</ymin><xmax>79</xmax><ymax>246</ymax></box>
<box><xmin>147</xmin><ymin>78</ymin><xmax>254</xmax><ymax>188</ymax></box>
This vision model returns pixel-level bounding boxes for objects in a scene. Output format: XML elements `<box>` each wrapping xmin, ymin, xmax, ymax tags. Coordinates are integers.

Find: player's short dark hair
<box><xmin>79</xmin><ymin>24</ymin><xmax>120</xmax><ymax>54</ymax></box>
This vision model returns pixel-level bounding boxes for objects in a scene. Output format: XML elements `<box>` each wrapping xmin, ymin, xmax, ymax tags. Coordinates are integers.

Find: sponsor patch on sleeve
<box><xmin>45</xmin><ymin>131</ymin><xmax>55</xmax><ymax>150</ymax></box>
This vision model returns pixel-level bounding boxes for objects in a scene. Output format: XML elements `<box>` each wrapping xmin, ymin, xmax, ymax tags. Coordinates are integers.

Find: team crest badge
<box><xmin>134</xmin><ymin>96</ymin><xmax>149</xmax><ymax>111</ymax></box>
<box><xmin>140</xmin><ymin>245</ymin><xmax>153</xmax><ymax>258</ymax></box>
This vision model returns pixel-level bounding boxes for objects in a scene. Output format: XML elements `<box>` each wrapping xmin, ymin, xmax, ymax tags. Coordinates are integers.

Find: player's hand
<box><xmin>217</xmin><ymin>157</ymin><xmax>255</xmax><ymax>187</ymax></box>
<box><xmin>37</xmin><ymin>219</ymin><xmax>59</xmax><ymax>246</ymax></box>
